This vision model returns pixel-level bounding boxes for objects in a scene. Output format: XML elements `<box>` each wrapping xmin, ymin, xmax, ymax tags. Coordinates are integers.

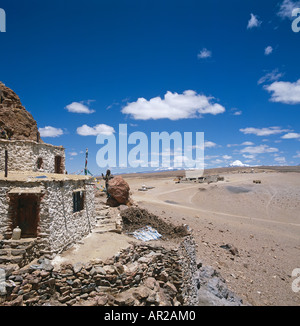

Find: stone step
<box><xmin>97</xmin><ymin>220</ymin><xmax>113</xmax><ymax>226</ymax></box>
<box><xmin>93</xmin><ymin>223</ymin><xmax>117</xmax><ymax>234</ymax></box>
<box><xmin>0</xmin><ymin>255</ymin><xmax>24</xmax><ymax>265</ymax></box>
<box><xmin>0</xmin><ymin>248</ymin><xmax>26</xmax><ymax>257</ymax></box>
<box><xmin>96</xmin><ymin>216</ymin><xmax>112</xmax><ymax>222</ymax></box>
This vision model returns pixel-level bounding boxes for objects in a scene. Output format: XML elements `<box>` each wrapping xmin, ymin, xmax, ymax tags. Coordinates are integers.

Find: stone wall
<box><xmin>41</xmin><ymin>181</ymin><xmax>95</xmax><ymax>257</ymax></box>
<box><xmin>0</xmin><ymin>139</ymin><xmax>65</xmax><ymax>173</ymax></box>
<box><xmin>0</xmin><ymin>243</ymin><xmax>185</xmax><ymax>306</ymax></box>
<box><xmin>0</xmin><ymin>238</ymin><xmax>244</xmax><ymax>306</ymax></box>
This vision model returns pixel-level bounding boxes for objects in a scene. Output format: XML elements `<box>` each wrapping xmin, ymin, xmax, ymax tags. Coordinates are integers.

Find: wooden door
<box><xmin>17</xmin><ymin>196</ymin><xmax>38</xmax><ymax>238</ymax></box>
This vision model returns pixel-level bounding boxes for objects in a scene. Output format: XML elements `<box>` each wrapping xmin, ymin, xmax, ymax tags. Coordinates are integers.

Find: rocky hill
<box><xmin>0</xmin><ymin>82</ymin><xmax>41</xmax><ymax>141</ymax></box>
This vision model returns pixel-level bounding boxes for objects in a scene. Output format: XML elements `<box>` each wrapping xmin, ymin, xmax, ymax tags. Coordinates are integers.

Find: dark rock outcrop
<box><xmin>0</xmin><ymin>81</ymin><xmax>41</xmax><ymax>141</ymax></box>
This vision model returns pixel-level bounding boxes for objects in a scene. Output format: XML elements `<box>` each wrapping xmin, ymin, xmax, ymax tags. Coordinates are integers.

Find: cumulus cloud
<box><xmin>39</xmin><ymin>126</ymin><xmax>63</xmax><ymax>138</ymax></box>
<box><xmin>264</xmin><ymin>79</ymin><xmax>300</xmax><ymax>104</ymax></box>
<box><xmin>247</xmin><ymin>13</ymin><xmax>262</xmax><ymax>29</ymax></box>
<box><xmin>281</xmin><ymin>132</ymin><xmax>300</xmax><ymax>139</ymax></box>
<box><xmin>264</xmin><ymin>46</ymin><xmax>273</xmax><ymax>55</ymax></box>
<box><xmin>65</xmin><ymin>101</ymin><xmax>95</xmax><ymax>114</ymax></box>
<box><xmin>121</xmin><ymin>90</ymin><xmax>225</xmax><ymax>120</ymax></box>
<box><xmin>197</xmin><ymin>48</ymin><xmax>212</xmax><ymax>59</ymax></box>
<box><xmin>240</xmin><ymin>144</ymin><xmax>279</xmax><ymax>154</ymax></box>
<box><xmin>76</xmin><ymin>124</ymin><xmax>115</xmax><ymax>136</ymax></box>
<box><xmin>240</xmin><ymin>126</ymin><xmax>290</xmax><ymax>136</ymax></box>
<box><xmin>277</xmin><ymin>0</ymin><xmax>300</xmax><ymax>20</ymax></box>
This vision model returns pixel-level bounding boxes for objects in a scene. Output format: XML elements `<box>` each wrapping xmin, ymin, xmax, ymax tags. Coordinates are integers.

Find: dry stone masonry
<box><xmin>0</xmin><ymin>236</ymin><xmax>243</xmax><ymax>306</ymax></box>
<box><xmin>0</xmin><ymin>139</ymin><xmax>65</xmax><ymax>173</ymax></box>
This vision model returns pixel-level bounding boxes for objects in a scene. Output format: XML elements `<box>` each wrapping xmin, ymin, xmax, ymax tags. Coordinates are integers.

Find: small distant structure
<box><xmin>253</xmin><ymin>180</ymin><xmax>261</xmax><ymax>184</ymax></box>
<box><xmin>177</xmin><ymin>174</ymin><xmax>224</xmax><ymax>184</ymax></box>
<box><xmin>138</xmin><ymin>185</ymin><xmax>155</xmax><ymax>191</ymax></box>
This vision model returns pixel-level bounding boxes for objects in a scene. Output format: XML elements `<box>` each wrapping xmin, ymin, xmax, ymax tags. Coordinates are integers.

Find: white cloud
<box><xmin>241</xmin><ymin>141</ymin><xmax>254</xmax><ymax>146</ymax></box>
<box><xmin>65</xmin><ymin>101</ymin><xmax>95</xmax><ymax>114</ymax></box>
<box><xmin>277</xmin><ymin>0</ymin><xmax>300</xmax><ymax>20</ymax></box>
<box><xmin>69</xmin><ymin>152</ymin><xmax>78</xmax><ymax>156</ymax></box>
<box><xmin>233</xmin><ymin>110</ymin><xmax>242</xmax><ymax>116</ymax></box>
<box><xmin>211</xmin><ymin>158</ymin><xmax>223</xmax><ymax>165</ymax></box>
<box><xmin>204</xmin><ymin>141</ymin><xmax>217</xmax><ymax>148</ymax></box>
<box><xmin>227</xmin><ymin>141</ymin><xmax>254</xmax><ymax>148</ymax></box>
<box><xmin>293</xmin><ymin>151</ymin><xmax>300</xmax><ymax>158</ymax></box>
<box><xmin>281</xmin><ymin>132</ymin><xmax>300</xmax><ymax>139</ymax></box>
<box><xmin>121</xmin><ymin>90</ymin><xmax>225</xmax><ymax>120</ymax></box>
<box><xmin>240</xmin><ymin>126</ymin><xmax>290</xmax><ymax>136</ymax></box>
<box><xmin>243</xmin><ymin>154</ymin><xmax>256</xmax><ymax>159</ymax></box>
<box><xmin>222</xmin><ymin>155</ymin><xmax>232</xmax><ymax>160</ymax></box>
<box><xmin>39</xmin><ymin>126</ymin><xmax>63</xmax><ymax>138</ymax></box>
<box><xmin>274</xmin><ymin>156</ymin><xmax>286</xmax><ymax>164</ymax></box>
<box><xmin>258</xmin><ymin>69</ymin><xmax>284</xmax><ymax>85</ymax></box>
<box><xmin>264</xmin><ymin>79</ymin><xmax>300</xmax><ymax>104</ymax></box>
<box><xmin>76</xmin><ymin>124</ymin><xmax>115</xmax><ymax>136</ymax></box>
<box><xmin>264</xmin><ymin>46</ymin><xmax>273</xmax><ymax>55</ymax></box>
<box><xmin>197</xmin><ymin>48</ymin><xmax>212</xmax><ymax>59</ymax></box>
<box><xmin>247</xmin><ymin>13</ymin><xmax>262</xmax><ymax>29</ymax></box>
<box><xmin>240</xmin><ymin>144</ymin><xmax>279</xmax><ymax>154</ymax></box>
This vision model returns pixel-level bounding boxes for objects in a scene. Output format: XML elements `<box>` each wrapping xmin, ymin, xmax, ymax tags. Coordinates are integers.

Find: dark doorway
<box><xmin>37</xmin><ymin>157</ymin><xmax>43</xmax><ymax>169</ymax></box>
<box><xmin>15</xmin><ymin>195</ymin><xmax>39</xmax><ymax>238</ymax></box>
<box><xmin>55</xmin><ymin>156</ymin><xmax>63</xmax><ymax>174</ymax></box>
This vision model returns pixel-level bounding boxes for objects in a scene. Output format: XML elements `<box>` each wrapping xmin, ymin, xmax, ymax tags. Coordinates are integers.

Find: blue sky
<box><xmin>0</xmin><ymin>0</ymin><xmax>300</xmax><ymax>174</ymax></box>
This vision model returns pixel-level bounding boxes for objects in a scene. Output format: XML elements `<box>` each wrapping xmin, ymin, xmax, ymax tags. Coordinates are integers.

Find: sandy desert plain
<box><xmin>56</xmin><ymin>166</ymin><xmax>300</xmax><ymax>306</ymax></box>
<box><xmin>119</xmin><ymin>166</ymin><xmax>300</xmax><ymax>306</ymax></box>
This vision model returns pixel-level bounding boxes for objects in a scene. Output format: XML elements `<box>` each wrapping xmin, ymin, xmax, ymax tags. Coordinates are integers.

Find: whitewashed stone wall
<box><xmin>43</xmin><ymin>180</ymin><xmax>95</xmax><ymax>256</ymax></box>
<box><xmin>0</xmin><ymin>139</ymin><xmax>65</xmax><ymax>173</ymax></box>
<box><xmin>0</xmin><ymin>179</ymin><xmax>95</xmax><ymax>257</ymax></box>
<box><xmin>0</xmin><ymin>182</ymin><xmax>12</xmax><ymax>236</ymax></box>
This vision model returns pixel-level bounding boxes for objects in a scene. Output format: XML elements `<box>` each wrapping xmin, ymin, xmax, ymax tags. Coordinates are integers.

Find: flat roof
<box><xmin>0</xmin><ymin>138</ymin><xmax>65</xmax><ymax>150</ymax></box>
<box><xmin>0</xmin><ymin>171</ymin><xmax>94</xmax><ymax>182</ymax></box>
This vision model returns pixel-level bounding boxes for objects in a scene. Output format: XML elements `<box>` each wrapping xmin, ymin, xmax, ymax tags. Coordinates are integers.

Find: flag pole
<box><xmin>84</xmin><ymin>148</ymin><xmax>88</xmax><ymax>176</ymax></box>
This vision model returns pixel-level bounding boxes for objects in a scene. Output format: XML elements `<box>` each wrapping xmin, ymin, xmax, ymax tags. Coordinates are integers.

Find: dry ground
<box><xmin>122</xmin><ymin>168</ymin><xmax>300</xmax><ymax>306</ymax></box>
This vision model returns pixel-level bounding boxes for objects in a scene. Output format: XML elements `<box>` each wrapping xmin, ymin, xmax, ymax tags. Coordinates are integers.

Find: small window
<box><xmin>73</xmin><ymin>191</ymin><xmax>84</xmax><ymax>213</ymax></box>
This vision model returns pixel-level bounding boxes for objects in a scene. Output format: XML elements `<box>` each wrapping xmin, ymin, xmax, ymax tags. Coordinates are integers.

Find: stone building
<box><xmin>0</xmin><ymin>82</ymin><xmax>96</xmax><ymax>265</ymax></box>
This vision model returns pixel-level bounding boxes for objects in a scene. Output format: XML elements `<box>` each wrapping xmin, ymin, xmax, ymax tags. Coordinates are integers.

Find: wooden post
<box><xmin>4</xmin><ymin>149</ymin><xmax>8</xmax><ymax>177</ymax></box>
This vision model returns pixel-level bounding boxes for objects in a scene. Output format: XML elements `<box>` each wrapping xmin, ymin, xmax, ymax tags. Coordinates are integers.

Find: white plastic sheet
<box><xmin>131</xmin><ymin>225</ymin><xmax>162</xmax><ymax>241</ymax></box>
